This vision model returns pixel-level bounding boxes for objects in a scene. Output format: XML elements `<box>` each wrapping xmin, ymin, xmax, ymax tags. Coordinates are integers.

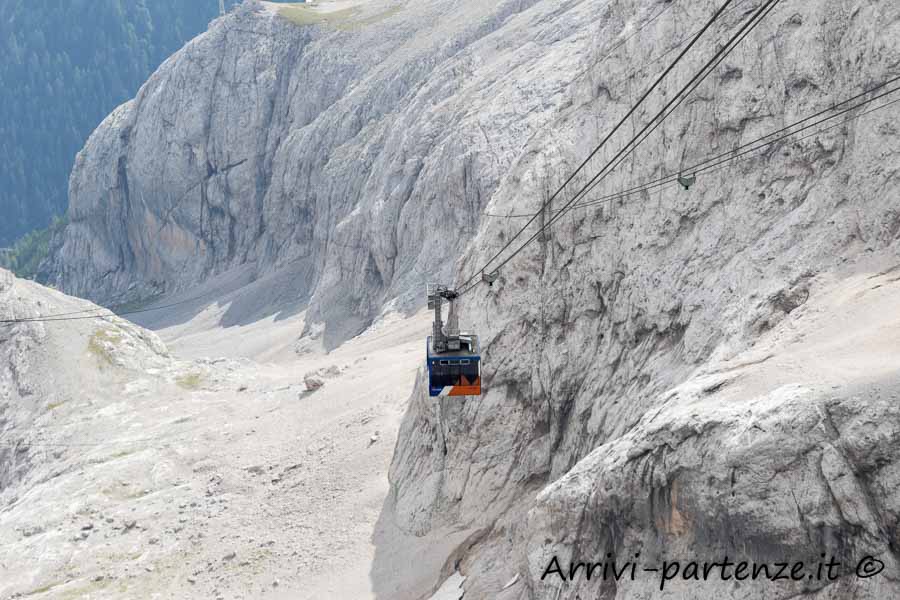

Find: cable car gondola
<box><xmin>426</xmin><ymin>284</ymin><xmax>482</xmax><ymax>397</ymax></box>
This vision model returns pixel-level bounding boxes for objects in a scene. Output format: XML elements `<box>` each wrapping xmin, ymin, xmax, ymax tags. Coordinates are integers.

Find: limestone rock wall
<box><xmin>388</xmin><ymin>0</ymin><xmax>900</xmax><ymax>597</ymax></box>
<box><xmin>41</xmin><ymin>0</ymin><xmax>900</xmax><ymax>597</ymax></box>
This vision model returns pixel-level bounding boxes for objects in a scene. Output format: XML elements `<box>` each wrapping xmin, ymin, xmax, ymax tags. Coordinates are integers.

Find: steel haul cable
<box><xmin>571</xmin><ymin>89</ymin><xmax>900</xmax><ymax>212</ymax></box>
<box><xmin>477</xmin><ymin>0</ymin><xmax>784</xmax><ymax>289</ymax></box>
<box><xmin>571</xmin><ymin>96</ymin><xmax>900</xmax><ymax>214</ymax></box>
<box><xmin>457</xmin><ymin>0</ymin><xmax>743</xmax><ymax>293</ymax></box>
<box><xmin>573</xmin><ymin>79</ymin><xmax>900</xmax><ymax>213</ymax></box>
<box><xmin>568</xmin><ymin>0</ymin><xmax>757</xmax><ymax>108</ymax></box>
<box><xmin>0</xmin><ymin>287</ymin><xmax>221</xmax><ymax>325</ymax></box>
<box><xmin>484</xmin><ymin>80</ymin><xmax>900</xmax><ymax>218</ymax></box>
<box><xmin>595</xmin><ymin>0</ymin><xmax>786</xmax><ymax>184</ymax></box>
<box><xmin>459</xmin><ymin>0</ymin><xmax>782</xmax><ymax>295</ymax></box>
<box><xmin>0</xmin><ymin>2</ymin><xmax>764</xmax><ymax>321</ymax></box>
<box><xmin>489</xmin><ymin>1</ymin><xmax>896</xmax><ymax>219</ymax></box>
<box><xmin>460</xmin><ymin>0</ymin><xmax>781</xmax><ymax>294</ymax></box>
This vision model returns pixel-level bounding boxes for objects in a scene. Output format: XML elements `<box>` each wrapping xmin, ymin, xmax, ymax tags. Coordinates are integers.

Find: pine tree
<box><xmin>0</xmin><ymin>0</ymin><xmax>237</xmax><ymax>246</ymax></box>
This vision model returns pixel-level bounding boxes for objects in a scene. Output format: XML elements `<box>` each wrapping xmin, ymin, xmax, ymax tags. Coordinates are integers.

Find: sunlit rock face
<box><xmin>43</xmin><ymin>0</ymin><xmax>900</xmax><ymax>597</ymax></box>
<box><xmin>45</xmin><ymin>0</ymin><xmax>564</xmax><ymax>344</ymax></box>
<box><xmin>387</xmin><ymin>1</ymin><xmax>900</xmax><ymax>598</ymax></box>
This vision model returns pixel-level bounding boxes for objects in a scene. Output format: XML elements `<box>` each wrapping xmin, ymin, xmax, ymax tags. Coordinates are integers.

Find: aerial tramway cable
<box><xmin>593</xmin><ymin>0</ymin><xmax>677</xmax><ymax>67</ymax></box>
<box><xmin>574</xmin><ymin>79</ymin><xmax>900</xmax><ymax>212</ymax></box>
<box><xmin>584</xmin><ymin>93</ymin><xmax>900</xmax><ymax>209</ymax></box>
<box><xmin>575</xmin><ymin>0</ymin><xmax>790</xmax><ymax>202</ymax></box>
<box><xmin>476</xmin><ymin>0</ymin><xmax>783</xmax><ymax>287</ymax></box>
<box><xmin>0</xmin><ymin>287</ymin><xmax>221</xmax><ymax>326</ymax></box>
<box><xmin>459</xmin><ymin>0</ymin><xmax>783</xmax><ymax>296</ymax></box>
<box><xmin>568</xmin><ymin>0</ymin><xmax>757</xmax><ymax>115</ymax></box>
<box><xmin>1</xmin><ymin>1</ymin><xmax>766</xmax><ymax>326</ymax></box>
<box><xmin>456</xmin><ymin>0</ymin><xmax>744</xmax><ymax>293</ymax></box>
<box><xmin>483</xmin><ymin>80</ymin><xmax>900</xmax><ymax>219</ymax></box>
<box><xmin>570</xmin><ymin>85</ymin><xmax>900</xmax><ymax>212</ymax></box>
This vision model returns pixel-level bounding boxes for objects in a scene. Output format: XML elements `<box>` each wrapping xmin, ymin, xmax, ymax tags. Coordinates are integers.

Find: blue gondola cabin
<box><xmin>427</xmin><ymin>335</ymin><xmax>481</xmax><ymax>397</ymax></box>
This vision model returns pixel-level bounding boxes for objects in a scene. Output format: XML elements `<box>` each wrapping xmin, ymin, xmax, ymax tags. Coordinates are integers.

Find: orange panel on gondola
<box><xmin>426</xmin><ymin>284</ymin><xmax>483</xmax><ymax>397</ymax></box>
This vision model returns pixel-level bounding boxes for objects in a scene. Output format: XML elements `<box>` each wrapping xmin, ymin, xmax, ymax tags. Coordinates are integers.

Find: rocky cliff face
<box><xmin>43</xmin><ymin>0</ymin><xmax>900</xmax><ymax>598</ymax></box>
<box><xmin>387</xmin><ymin>0</ymin><xmax>900</xmax><ymax>598</ymax></box>
<box><xmin>45</xmin><ymin>0</ymin><xmax>579</xmax><ymax>346</ymax></box>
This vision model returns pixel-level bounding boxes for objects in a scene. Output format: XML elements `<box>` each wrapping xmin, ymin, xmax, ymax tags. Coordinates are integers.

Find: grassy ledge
<box><xmin>87</xmin><ymin>328</ymin><xmax>122</xmax><ymax>366</ymax></box>
<box><xmin>276</xmin><ymin>2</ymin><xmax>401</xmax><ymax>31</ymax></box>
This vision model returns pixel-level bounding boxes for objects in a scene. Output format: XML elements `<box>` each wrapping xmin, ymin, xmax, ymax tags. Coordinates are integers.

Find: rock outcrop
<box><xmin>39</xmin><ymin>0</ymin><xmax>900</xmax><ymax>598</ymax></box>
<box><xmin>0</xmin><ymin>268</ymin><xmax>431</xmax><ymax>599</ymax></box>
<box><xmin>387</xmin><ymin>1</ymin><xmax>900</xmax><ymax>598</ymax></box>
<box><xmin>44</xmin><ymin>0</ymin><xmax>578</xmax><ymax>347</ymax></box>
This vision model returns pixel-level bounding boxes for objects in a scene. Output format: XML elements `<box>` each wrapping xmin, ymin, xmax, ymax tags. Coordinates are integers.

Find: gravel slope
<box><xmin>0</xmin><ymin>268</ymin><xmax>448</xmax><ymax>599</ymax></box>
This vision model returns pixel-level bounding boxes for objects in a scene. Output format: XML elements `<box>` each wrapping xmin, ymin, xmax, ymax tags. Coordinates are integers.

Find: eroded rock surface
<box><xmin>45</xmin><ymin>0</ymin><xmax>579</xmax><ymax>347</ymax></box>
<box><xmin>0</xmin><ymin>268</ymin><xmax>430</xmax><ymax>599</ymax></box>
<box><xmin>388</xmin><ymin>1</ymin><xmax>900</xmax><ymax>598</ymax></box>
<box><xmin>35</xmin><ymin>0</ymin><xmax>900</xmax><ymax>598</ymax></box>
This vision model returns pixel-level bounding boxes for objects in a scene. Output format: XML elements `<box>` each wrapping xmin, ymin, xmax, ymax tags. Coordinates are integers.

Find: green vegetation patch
<box><xmin>24</xmin><ymin>574</ymin><xmax>113</xmax><ymax>599</ymax></box>
<box><xmin>278</xmin><ymin>3</ymin><xmax>400</xmax><ymax>31</ymax></box>
<box><xmin>350</xmin><ymin>5</ymin><xmax>401</xmax><ymax>29</ymax></box>
<box><xmin>25</xmin><ymin>581</ymin><xmax>62</xmax><ymax>596</ymax></box>
<box><xmin>0</xmin><ymin>215</ymin><xmax>66</xmax><ymax>280</ymax></box>
<box><xmin>87</xmin><ymin>328</ymin><xmax>122</xmax><ymax>366</ymax></box>
<box><xmin>101</xmin><ymin>483</ymin><xmax>150</xmax><ymax>501</ymax></box>
<box><xmin>92</xmin><ymin>448</ymin><xmax>137</xmax><ymax>462</ymax></box>
<box><xmin>176</xmin><ymin>372</ymin><xmax>203</xmax><ymax>390</ymax></box>
<box><xmin>56</xmin><ymin>578</ymin><xmax>113</xmax><ymax>600</ymax></box>
<box><xmin>0</xmin><ymin>1</ymin><xmax>229</xmax><ymax>247</ymax></box>
<box><xmin>278</xmin><ymin>3</ymin><xmax>357</xmax><ymax>26</ymax></box>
